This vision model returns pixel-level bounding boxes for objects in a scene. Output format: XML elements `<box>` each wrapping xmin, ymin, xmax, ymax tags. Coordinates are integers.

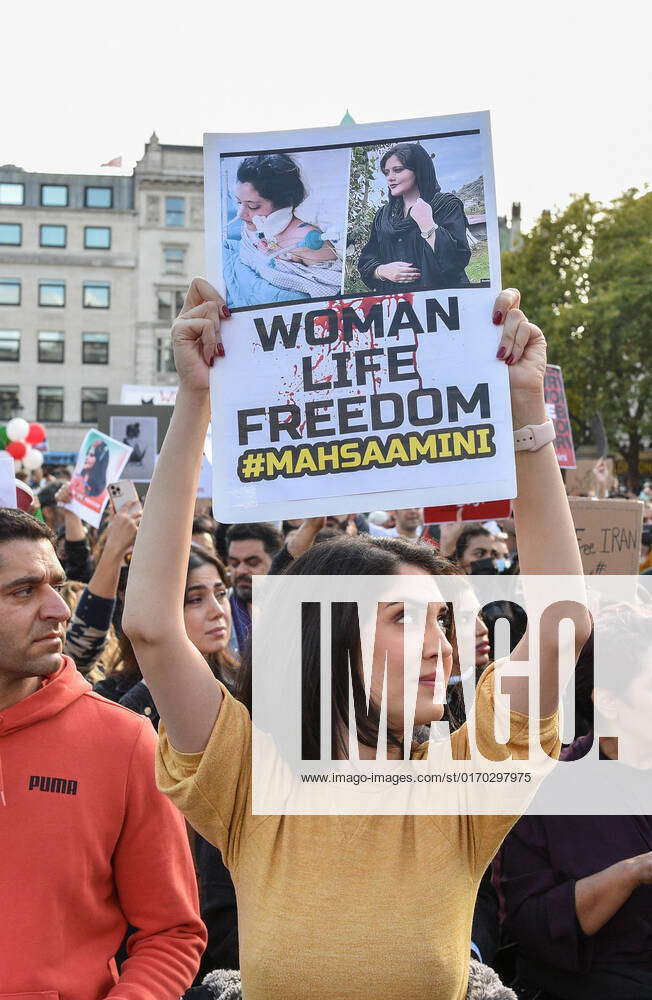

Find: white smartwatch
<box><xmin>513</xmin><ymin>419</ymin><xmax>556</xmax><ymax>452</ymax></box>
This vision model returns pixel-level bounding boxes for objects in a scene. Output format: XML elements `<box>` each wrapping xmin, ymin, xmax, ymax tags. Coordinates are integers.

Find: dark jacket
<box><xmin>499</xmin><ymin>733</ymin><xmax>652</xmax><ymax>999</ymax></box>
<box><xmin>65</xmin><ymin>588</ymin><xmax>115</xmax><ymax>675</ymax></box>
<box><xmin>63</xmin><ymin>537</ymin><xmax>94</xmax><ymax>583</ymax></box>
<box><xmin>358</xmin><ymin>194</ymin><xmax>471</xmax><ymax>293</ymax></box>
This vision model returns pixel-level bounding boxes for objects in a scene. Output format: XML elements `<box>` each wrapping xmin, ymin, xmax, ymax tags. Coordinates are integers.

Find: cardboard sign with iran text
<box><xmin>544</xmin><ymin>364</ymin><xmax>576</xmax><ymax>468</ymax></box>
<box><xmin>569</xmin><ymin>498</ymin><xmax>644</xmax><ymax>575</ymax></box>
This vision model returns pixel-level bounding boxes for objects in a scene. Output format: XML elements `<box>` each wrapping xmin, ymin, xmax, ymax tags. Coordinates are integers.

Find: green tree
<box><xmin>502</xmin><ymin>190</ymin><xmax>652</xmax><ymax>487</ymax></box>
<box><xmin>344</xmin><ymin>143</ymin><xmax>389</xmax><ymax>294</ymax></box>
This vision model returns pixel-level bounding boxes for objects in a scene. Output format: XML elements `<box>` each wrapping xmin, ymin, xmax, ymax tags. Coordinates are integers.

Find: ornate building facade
<box><xmin>0</xmin><ymin>134</ymin><xmax>203</xmax><ymax>451</ymax></box>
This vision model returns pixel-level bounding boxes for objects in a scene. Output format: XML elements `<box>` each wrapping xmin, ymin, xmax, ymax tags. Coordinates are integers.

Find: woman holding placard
<box><xmin>123</xmin><ymin>278</ymin><xmax>590</xmax><ymax>1000</ymax></box>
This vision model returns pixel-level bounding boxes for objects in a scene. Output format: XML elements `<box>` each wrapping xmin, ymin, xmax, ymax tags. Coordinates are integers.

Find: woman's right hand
<box><xmin>376</xmin><ymin>261</ymin><xmax>421</xmax><ymax>284</ymax></box>
<box><xmin>103</xmin><ymin>501</ymin><xmax>141</xmax><ymax>562</ymax></box>
<box><xmin>171</xmin><ymin>277</ymin><xmax>229</xmax><ymax>392</ymax></box>
<box><xmin>55</xmin><ymin>482</ymin><xmax>72</xmax><ymax>505</ymax></box>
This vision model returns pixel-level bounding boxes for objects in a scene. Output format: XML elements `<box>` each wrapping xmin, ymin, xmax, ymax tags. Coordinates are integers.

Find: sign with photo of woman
<box><xmin>64</xmin><ymin>428</ymin><xmax>133</xmax><ymax>527</ymax></box>
<box><xmin>220</xmin><ymin>148</ymin><xmax>348</xmax><ymax>309</ymax></box>
<box><xmin>109</xmin><ymin>414</ymin><xmax>158</xmax><ymax>482</ymax></box>
<box><xmin>347</xmin><ymin>134</ymin><xmax>488</xmax><ymax>295</ymax></box>
<box><xmin>204</xmin><ymin>113</ymin><xmax>512</xmax><ymax>523</ymax></box>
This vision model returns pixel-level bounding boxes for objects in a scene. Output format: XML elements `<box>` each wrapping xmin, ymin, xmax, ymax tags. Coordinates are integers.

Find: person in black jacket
<box><xmin>357</xmin><ymin>142</ymin><xmax>471</xmax><ymax>293</ymax></box>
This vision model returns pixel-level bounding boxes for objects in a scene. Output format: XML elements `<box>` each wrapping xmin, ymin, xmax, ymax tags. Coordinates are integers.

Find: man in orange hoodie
<box><xmin>0</xmin><ymin>508</ymin><xmax>207</xmax><ymax>999</ymax></box>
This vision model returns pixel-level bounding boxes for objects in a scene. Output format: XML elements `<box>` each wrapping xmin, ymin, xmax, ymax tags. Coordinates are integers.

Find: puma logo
<box><xmin>28</xmin><ymin>775</ymin><xmax>78</xmax><ymax>795</ymax></box>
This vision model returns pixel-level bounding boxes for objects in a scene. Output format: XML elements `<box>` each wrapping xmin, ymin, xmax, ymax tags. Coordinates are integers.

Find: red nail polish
<box><xmin>506</xmin><ymin>354</ymin><xmax>515</xmax><ymax>365</ymax></box>
<box><xmin>216</xmin><ymin>343</ymin><xmax>225</xmax><ymax>357</ymax></box>
<box><xmin>492</xmin><ymin>310</ymin><xmax>503</xmax><ymax>325</ymax></box>
<box><xmin>222</xmin><ymin>305</ymin><xmax>231</xmax><ymax>319</ymax></box>
<box><xmin>209</xmin><ymin>356</ymin><xmax>215</xmax><ymax>367</ymax></box>
<box><xmin>496</xmin><ymin>346</ymin><xmax>506</xmax><ymax>359</ymax></box>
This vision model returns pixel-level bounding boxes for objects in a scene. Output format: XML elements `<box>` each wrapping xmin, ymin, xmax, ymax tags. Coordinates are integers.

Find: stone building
<box><xmin>498</xmin><ymin>202</ymin><xmax>523</xmax><ymax>253</ymax></box>
<box><xmin>0</xmin><ymin>133</ymin><xmax>203</xmax><ymax>452</ymax></box>
<box><xmin>132</xmin><ymin>133</ymin><xmax>203</xmax><ymax>388</ymax></box>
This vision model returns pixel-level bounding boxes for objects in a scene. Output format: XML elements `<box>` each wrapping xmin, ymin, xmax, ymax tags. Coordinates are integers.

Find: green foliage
<box><xmin>502</xmin><ymin>190</ymin><xmax>652</xmax><ymax>484</ymax></box>
<box><xmin>466</xmin><ymin>241</ymin><xmax>489</xmax><ymax>284</ymax></box>
<box><xmin>344</xmin><ymin>143</ymin><xmax>389</xmax><ymax>293</ymax></box>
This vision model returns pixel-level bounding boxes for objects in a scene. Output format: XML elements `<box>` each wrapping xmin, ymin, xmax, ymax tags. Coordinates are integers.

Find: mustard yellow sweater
<box><xmin>157</xmin><ymin>664</ymin><xmax>559</xmax><ymax>1000</ymax></box>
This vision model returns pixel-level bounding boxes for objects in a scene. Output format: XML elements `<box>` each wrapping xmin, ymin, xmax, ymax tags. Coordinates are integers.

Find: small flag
<box><xmin>101</xmin><ymin>156</ymin><xmax>122</xmax><ymax>168</ymax></box>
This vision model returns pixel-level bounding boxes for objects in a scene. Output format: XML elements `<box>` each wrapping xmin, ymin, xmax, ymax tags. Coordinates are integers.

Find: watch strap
<box><xmin>513</xmin><ymin>419</ymin><xmax>556</xmax><ymax>452</ymax></box>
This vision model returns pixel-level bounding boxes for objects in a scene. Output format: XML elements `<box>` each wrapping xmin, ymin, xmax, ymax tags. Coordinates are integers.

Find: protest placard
<box><xmin>565</xmin><ymin>457</ymin><xmax>614</xmax><ymax>496</ymax></box>
<box><xmin>423</xmin><ymin>500</ymin><xmax>511</xmax><ymax>523</ymax></box>
<box><xmin>544</xmin><ymin>364</ymin><xmax>576</xmax><ymax>468</ymax></box>
<box><xmin>0</xmin><ymin>451</ymin><xmax>16</xmax><ymax>507</ymax></box>
<box><xmin>98</xmin><ymin>405</ymin><xmax>174</xmax><ymax>486</ymax></box>
<box><xmin>569</xmin><ymin>498</ymin><xmax>643</xmax><ymax>574</ymax></box>
<box><xmin>64</xmin><ymin>429</ymin><xmax>132</xmax><ymax>528</ymax></box>
<box><xmin>204</xmin><ymin>112</ymin><xmax>515</xmax><ymax>522</ymax></box>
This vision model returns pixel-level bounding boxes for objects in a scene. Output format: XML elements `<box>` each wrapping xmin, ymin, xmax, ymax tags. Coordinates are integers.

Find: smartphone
<box><xmin>108</xmin><ymin>480</ymin><xmax>142</xmax><ymax>514</ymax></box>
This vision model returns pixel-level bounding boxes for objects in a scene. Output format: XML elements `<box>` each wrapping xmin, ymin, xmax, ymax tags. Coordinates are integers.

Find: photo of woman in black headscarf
<box><xmin>357</xmin><ymin>142</ymin><xmax>472</xmax><ymax>293</ymax></box>
<box><xmin>74</xmin><ymin>439</ymin><xmax>110</xmax><ymax>498</ymax></box>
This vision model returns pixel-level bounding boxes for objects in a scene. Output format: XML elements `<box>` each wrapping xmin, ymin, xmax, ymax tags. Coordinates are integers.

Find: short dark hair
<box><xmin>454</xmin><ymin>526</ymin><xmax>492</xmax><ymax>563</ymax></box>
<box><xmin>236</xmin><ymin>153</ymin><xmax>306</xmax><ymax>210</ymax></box>
<box><xmin>226</xmin><ymin>522</ymin><xmax>283</xmax><ymax>557</ymax></box>
<box><xmin>192</xmin><ymin>514</ymin><xmax>217</xmax><ymax>537</ymax></box>
<box><xmin>0</xmin><ymin>508</ymin><xmax>54</xmax><ymax>547</ymax></box>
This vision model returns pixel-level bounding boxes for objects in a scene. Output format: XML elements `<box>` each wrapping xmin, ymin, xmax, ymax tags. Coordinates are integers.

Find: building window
<box><xmin>39</xmin><ymin>281</ymin><xmax>66</xmax><ymax>307</ymax></box>
<box><xmin>38</xmin><ymin>330</ymin><xmax>65</xmax><ymax>363</ymax></box>
<box><xmin>157</xmin><ymin>288</ymin><xmax>186</xmax><ymax>321</ymax></box>
<box><xmin>165</xmin><ymin>196</ymin><xmax>185</xmax><ymax>227</ymax></box>
<box><xmin>85</xmin><ymin>186</ymin><xmax>113</xmax><ymax>209</ymax></box>
<box><xmin>0</xmin><ymin>386</ymin><xmax>19</xmax><ymax>420</ymax></box>
<box><xmin>0</xmin><ymin>183</ymin><xmax>24</xmax><ymax>205</ymax></box>
<box><xmin>156</xmin><ymin>336</ymin><xmax>176</xmax><ymax>373</ymax></box>
<box><xmin>0</xmin><ymin>223</ymin><xmax>21</xmax><ymax>245</ymax></box>
<box><xmin>83</xmin><ymin>282</ymin><xmax>110</xmax><ymax>308</ymax></box>
<box><xmin>82</xmin><ymin>332</ymin><xmax>109</xmax><ymax>364</ymax></box>
<box><xmin>37</xmin><ymin>386</ymin><xmax>64</xmax><ymax>423</ymax></box>
<box><xmin>164</xmin><ymin>247</ymin><xmax>186</xmax><ymax>274</ymax></box>
<box><xmin>84</xmin><ymin>226</ymin><xmax>111</xmax><ymax>249</ymax></box>
<box><xmin>0</xmin><ymin>279</ymin><xmax>21</xmax><ymax>306</ymax></box>
<box><xmin>40</xmin><ymin>224</ymin><xmax>67</xmax><ymax>248</ymax></box>
<box><xmin>41</xmin><ymin>184</ymin><xmax>68</xmax><ymax>207</ymax></box>
<box><xmin>81</xmin><ymin>387</ymin><xmax>108</xmax><ymax>423</ymax></box>
<box><xmin>0</xmin><ymin>330</ymin><xmax>20</xmax><ymax>362</ymax></box>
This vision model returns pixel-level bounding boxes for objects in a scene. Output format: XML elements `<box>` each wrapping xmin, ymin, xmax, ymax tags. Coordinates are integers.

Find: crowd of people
<box><xmin>2</xmin><ymin>279</ymin><xmax>651</xmax><ymax>1000</ymax></box>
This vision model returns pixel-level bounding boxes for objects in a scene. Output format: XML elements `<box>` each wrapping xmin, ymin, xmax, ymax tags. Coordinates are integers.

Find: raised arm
<box><xmin>494</xmin><ymin>289</ymin><xmax>591</xmax><ymax>716</ymax></box>
<box><xmin>122</xmin><ymin>278</ymin><xmax>229</xmax><ymax>752</ymax></box>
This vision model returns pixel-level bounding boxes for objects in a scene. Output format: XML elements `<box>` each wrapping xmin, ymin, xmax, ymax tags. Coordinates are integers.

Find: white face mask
<box><xmin>251</xmin><ymin>205</ymin><xmax>294</xmax><ymax>242</ymax></box>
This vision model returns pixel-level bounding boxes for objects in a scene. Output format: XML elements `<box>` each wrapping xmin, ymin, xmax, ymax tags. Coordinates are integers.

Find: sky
<box><xmin>3</xmin><ymin>0</ymin><xmax>650</xmax><ymax>230</ymax></box>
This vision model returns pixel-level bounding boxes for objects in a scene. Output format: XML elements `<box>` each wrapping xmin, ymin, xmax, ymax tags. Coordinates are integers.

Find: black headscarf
<box><xmin>381</xmin><ymin>142</ymin><xmax>441</xmax><ymax>204</ymax></box>
<box><xmin>378</xmin><ymin>142</ymin><xmax>460</xmax><ymax>237</ymax></box>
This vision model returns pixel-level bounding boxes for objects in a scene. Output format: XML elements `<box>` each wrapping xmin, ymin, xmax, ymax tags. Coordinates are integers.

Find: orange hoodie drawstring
<box><xmin>0</xmin><ymin>751</ymin><xmax>6</xmax><ymax>806</ymax></box>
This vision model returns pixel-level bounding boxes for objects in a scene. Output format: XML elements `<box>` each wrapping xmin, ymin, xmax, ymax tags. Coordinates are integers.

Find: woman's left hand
<box><xmin>493</xmin><ymin>288</ymin><xmax>547</xmax><ymax>401</ymax></box>
<box><xmin>408</xmin><ymin>197</ymin><xmax>435</xmax><ymax>233</ymax></box>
